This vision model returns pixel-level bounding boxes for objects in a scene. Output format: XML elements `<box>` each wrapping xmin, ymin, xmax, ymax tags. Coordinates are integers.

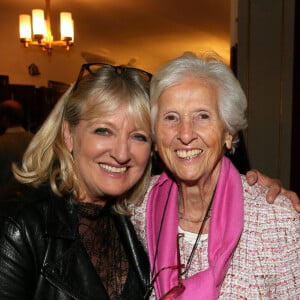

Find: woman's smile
<box><xmin>99</xmin><ymin>163</ymin><xmax>128</xmax><ymax>174</ymax></box>
<box><xmin>175</xmin><ymin>148</ymin><xmax>203</xmax><ymax>160</ymax></box>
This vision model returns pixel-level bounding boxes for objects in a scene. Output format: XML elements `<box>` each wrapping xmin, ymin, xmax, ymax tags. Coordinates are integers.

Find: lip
<box><xmin>175</xmin><ymin>148</ymin><xmax>203</xmax><ymax>160</ymax></box>
<box><xmin>99</xmin><ymin>162</ymin><xmax>129</xmax><ymax>177</ymax></box>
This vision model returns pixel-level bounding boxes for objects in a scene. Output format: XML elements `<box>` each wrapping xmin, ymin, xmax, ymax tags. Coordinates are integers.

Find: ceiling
<box><xmin>1</xmin><ymin>0</ymin><xmax>231</xmax><ymax>73</ymax></box>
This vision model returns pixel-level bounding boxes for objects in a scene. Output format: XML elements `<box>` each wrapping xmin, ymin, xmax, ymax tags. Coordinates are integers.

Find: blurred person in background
<box><xmin>0</xmin><ymin>99</ymin><xmax>33</xmax><ymax>201</ymax></box>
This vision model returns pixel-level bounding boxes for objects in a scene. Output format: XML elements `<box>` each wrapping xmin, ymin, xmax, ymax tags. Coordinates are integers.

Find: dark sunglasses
<box><xmin>144</xmin><ymin>233</ymin><xmax>186</xmax><ymax>299</ymax></box>
<box><xmin>72</xmin><ymin>62</ymin><xmax>152</xmax><ymax>92</ymax></box>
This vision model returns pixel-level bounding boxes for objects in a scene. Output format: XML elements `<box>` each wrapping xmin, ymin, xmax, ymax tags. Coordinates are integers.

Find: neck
<box><xmin>178</xmin><ymin>182</ymin><xmax>216</xmax><ymax>214</ymax></box>
<box><xmin>80</xmin><ymin>193</ymin><xmax>112</xmax><ymax>207</ymax></box>
<box><xmin>178</xmin><ymin>210</ymin><xmax>211</xmax><ymax>223</ymax></box>
<box><xmin>178</xmin><ymin>182</ymin><xmax>217</xmax><ymax>233</ymax></box>
<box><xmin>177</xmin><ymin>164</ymin><xmax>220</xmax><ymax>211</ymax></box>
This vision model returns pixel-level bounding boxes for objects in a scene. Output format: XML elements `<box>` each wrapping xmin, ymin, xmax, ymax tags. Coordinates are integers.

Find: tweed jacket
<box><xmin>131</xmin><ymin>175</ymin><xmax>300</xmax><ymax>299</ymax></box>
<box><xmin>0</xmin><ymin>185</ymin><xmax>150</xmax><ymax>300</ymax></box>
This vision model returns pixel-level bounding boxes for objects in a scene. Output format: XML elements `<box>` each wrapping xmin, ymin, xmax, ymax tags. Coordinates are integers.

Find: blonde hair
<box><xmin>13</xmin><ymin>66</ymin><xmax>152</xmax><ymax>214</ymax></box>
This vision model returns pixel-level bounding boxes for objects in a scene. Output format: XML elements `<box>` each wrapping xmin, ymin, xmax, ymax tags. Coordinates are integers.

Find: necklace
<box><xmin>150</xmin><ymin>183</ymin><xmax>215</xmax><ymax>282</ymax></box>
<box><xmin>180</xmin><ymin>188</ymin><xmax>215</xmax><ymax>276</ymax></box>
<box><xmin>178</xmin><ymin>209</ymin><xmax>212</xmax><ymax>223</ymax></box>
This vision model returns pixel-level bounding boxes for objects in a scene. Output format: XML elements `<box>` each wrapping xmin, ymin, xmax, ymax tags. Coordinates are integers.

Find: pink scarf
<box><xmin>146</xmin><ymin>157</ymin><xmax>244</xmax><ymax>299</ymax></box>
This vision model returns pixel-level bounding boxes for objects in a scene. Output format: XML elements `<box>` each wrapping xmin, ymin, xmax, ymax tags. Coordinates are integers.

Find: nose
<box><xmin>110</xmin><ymin>136</ymin><xmax>131</xmax><ymax>164</ymax></box>
<box><xmin>177</xmin><ymin>119</ymin><xmax>197</xmax><ymax>145</ymax></box>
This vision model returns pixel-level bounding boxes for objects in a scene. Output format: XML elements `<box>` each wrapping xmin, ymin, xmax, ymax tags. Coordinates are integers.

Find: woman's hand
<box><xmin>246</xmin><ymin>169</ymin><xmax>300</xmax><ymax>212</ymax></box>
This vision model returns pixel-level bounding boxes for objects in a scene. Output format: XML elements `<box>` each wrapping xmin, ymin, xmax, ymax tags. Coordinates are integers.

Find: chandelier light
<box><xmin>19</xmin><ymin>0</ymin><xmax>74</xmax><ymax>54</ymax></box>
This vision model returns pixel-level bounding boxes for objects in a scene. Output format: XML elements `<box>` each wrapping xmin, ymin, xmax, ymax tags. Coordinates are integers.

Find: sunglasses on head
<box><xmin>72</xmin><ymin>62</ymin><xmax>152</xmax><ymax>92</ymax></box>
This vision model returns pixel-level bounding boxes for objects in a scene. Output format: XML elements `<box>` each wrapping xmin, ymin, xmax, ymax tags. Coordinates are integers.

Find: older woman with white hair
<box><xmin>132</xmin><ymin>52</ymin><xmax>300</xmax><ymax>299</ymax></box>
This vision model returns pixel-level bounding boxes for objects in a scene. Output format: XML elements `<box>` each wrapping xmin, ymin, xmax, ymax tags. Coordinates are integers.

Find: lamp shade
<box><xmin>19</xmin><ymin>14</ymin><xmax>32</xmax><ymax>40</ymax></box>
<box><xmin>60</xmin><ymin>12</ymin><xmax>74</xmax><ymax>41</ymax></box>
<box><xmin>19</xmin><ymin>2</ymin><xmax>74</xmax><ymax>53</ymax></box>
<box><xmin>32</xmin><ymin>9</ymin><xmax>46</xmax><ymax>37</ymax></box>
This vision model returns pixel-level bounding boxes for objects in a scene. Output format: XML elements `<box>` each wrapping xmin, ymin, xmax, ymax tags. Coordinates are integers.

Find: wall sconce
<box><xmin>19</xmin><ymin>0</ymin><xmax>74</xmax><ymax>54</ymax></box>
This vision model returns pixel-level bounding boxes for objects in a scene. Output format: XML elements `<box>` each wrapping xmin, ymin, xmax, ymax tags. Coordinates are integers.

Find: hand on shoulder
<box><xmin>245</xmin><ymin>169</ymin><xmax>300</xmax><ymax>212</ymax></box>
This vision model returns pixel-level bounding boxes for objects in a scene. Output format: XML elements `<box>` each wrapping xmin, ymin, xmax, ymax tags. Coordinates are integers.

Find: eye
<box><xmin>194</xmin><ymin>111</ymin><xmax>210</xmax><ymax>120</ymax></box>
<box><xmin>164</xmin><ymin>113</ymin><xmax>179</xmax><ymax>122</ymax></box>
<box><xmin>200</xmin><ymin>113</ymin><xmax>209</xmax><ymax>119</ymax></box>
<box><xmin>94</xmin><ymin>127</ymin><xmax>112</xmax><ymax>135</ymax></box>
<box><xmin>132</xmin><ymin>133</ymin><xmax>150</xmax><ymax>142</ymax></box>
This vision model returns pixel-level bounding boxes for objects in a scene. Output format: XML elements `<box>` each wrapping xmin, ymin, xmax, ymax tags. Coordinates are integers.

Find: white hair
<box><xmin>150</xmin><ymin>52</ymin><xmax>248</xmax><ymax>152</ymax></box>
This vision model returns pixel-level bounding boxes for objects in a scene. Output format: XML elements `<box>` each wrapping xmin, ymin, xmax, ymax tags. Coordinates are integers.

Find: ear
<box><xmin>224</xmin><ymin>131</ymin><xmax>233</xmax><ymax>150</ymax></box>
<box><xmin>63</xmin><ymin>120</ymin><xmax>74</xmax><ymax>152</ymax></box>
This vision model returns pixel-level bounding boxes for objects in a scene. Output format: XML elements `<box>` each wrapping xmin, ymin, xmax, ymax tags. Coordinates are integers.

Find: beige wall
<box><xmin>0</xmin><ymin>1</ymin><xmax>231</xmax><ymax>88</ymax></box>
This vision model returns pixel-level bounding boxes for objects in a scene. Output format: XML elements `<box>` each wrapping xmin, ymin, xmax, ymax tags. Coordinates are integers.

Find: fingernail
<box><xmin>248</xmin><ymin>176</ymin><xmax>254</xmax><ymax>182</ymax></box>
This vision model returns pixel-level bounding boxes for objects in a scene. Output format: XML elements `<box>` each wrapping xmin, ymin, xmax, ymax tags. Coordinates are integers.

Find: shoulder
<box><xmin>1</xmin><ymin>190</ymin><xmax>43</xmax><ymax>232</ymax></box>
<box><xmin>0</xmin><ymin>185</ymin><xmax>65</xmax><ymax>235</ymax></box>
<box><xmin>222</xmin><ymin>176</ymin><xmax>300</xmax><ymax>297</ymax></box>
<box><xmin>129</xmin><ymin>176</ymin><xmax>160</xmax><ymax>249</ymax></box>
<box><xmin>0</xmin><ymin>184</ymin><xmax>51</xmax><ymax>212</ymax></box>
<box><xmin>0</xmin><ymin>189</ymin><xmax>50</xmax><ymax>257</ymax></box>
<box><xmin>241</xmin><ymin>175</ymin><xmax>297</xmax><ymax>213</ymax></box>
<box><xmin>22</xmin><ymin>131</ymin><xmax>34</xmax><ymax>141</ymax></box>
<box><xmin>129</xmin><ymin>175</ymin><xmax>159</xmax><ymax>212</ymax></box>
<box><xmin>0</xmin><ymin>131</ymin><xmax>33</xmax><ymax>146</ymax></box>
<box><xmin>241</xmin><ymin>175</ymin><xmax>299</xmax><ymax>234</ymax></box>
<box><xmin>146</xmin><ymin>175</ymin><xmax>160</xmax><ymax>197</ymax></box>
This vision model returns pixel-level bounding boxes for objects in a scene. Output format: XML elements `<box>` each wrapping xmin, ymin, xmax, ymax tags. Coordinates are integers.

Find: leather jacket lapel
<box><xmin>42</xmin><ymin>194</ymin><xmax>109</xmax><ymax>300</ymax></box>
<box><xmin>41</xmin><ymin>240</ymin><xmax>109</xmax><ymax>300</ymax></box>
<box><xmin>114</xmin><ymin>214</ymin><xmax>150</xmax><ymax>293</ymax></box>
<box><xmin>43</xmin><ymin>193</ymin><xmax>149</xmax><ymax>299</ymax></box>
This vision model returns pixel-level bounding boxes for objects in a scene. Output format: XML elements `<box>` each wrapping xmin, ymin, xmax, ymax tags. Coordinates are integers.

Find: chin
<box><xmin>102</xmin><ymin>188</ymin><xmax>128</xmax><ymax>197</ymax></box>
<box><xmin>176</xmin><ymin>172</ymin><xmax>202</xmax><ymax>182</ymax></box>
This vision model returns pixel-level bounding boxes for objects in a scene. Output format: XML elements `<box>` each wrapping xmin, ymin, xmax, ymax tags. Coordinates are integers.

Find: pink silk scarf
<box><xmin>146</xmin><ymin>157</ymin><xmax>244</xmax><ymax>299</ymax></box>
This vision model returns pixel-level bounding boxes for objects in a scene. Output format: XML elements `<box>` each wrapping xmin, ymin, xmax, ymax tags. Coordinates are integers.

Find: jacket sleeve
<box><xmin>0</xmin><ymin>216</ymin><xmax>37</xmax><ymax>299</ymax></box>
<box><xmin>241</xmin><ymin>182</ymin><xmax>300</xmax><ymax>298</ymax></box>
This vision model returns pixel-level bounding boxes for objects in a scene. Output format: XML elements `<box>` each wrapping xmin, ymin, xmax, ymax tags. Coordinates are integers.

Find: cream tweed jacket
<box><xmin>130</xmin><ymin>175</ymin><xmax>300</xmax><ymax>299</ymax></box>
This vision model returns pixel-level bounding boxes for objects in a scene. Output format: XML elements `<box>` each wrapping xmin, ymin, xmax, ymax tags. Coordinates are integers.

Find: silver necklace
<box><xmin>178</xmin><ymin>209</ymin><xmax>212</xmax><ymax>223</ymax></box>
<box><xmin>180</xmin><ymin>190</ymin><xmax>215</xmax><ymax>276</ymax></box>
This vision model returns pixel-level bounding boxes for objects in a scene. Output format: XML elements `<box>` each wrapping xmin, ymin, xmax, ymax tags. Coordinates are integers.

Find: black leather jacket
<box><xmin>0</xmin><ymin>186</ymin><xmax>150</xmax><ymax>300</ymax></box>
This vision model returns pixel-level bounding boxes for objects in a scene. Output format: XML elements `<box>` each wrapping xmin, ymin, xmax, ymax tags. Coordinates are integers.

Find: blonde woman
<box><xmin>0</xmin><ymin>63</ymin><xmax>152</xmax><ymax>300</ymax></box>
